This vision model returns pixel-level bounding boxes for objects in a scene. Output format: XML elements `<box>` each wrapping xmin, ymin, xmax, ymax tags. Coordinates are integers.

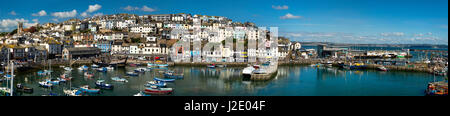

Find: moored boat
<box><xmin>154</xmin><ymin>77</ymin><xmax>175</xmax><ymax>82</ymax></box>
<box><xmin>134</xmin><ymin>68</ymin><xmax>147</xmax><ymax>73</ymax></box>
<box><xmin>207</xmin><ymin>64</ymin><xmax>216</xmax><ymax>68</ymax></box>
<box><xmin>91</xmin><ymin>64</ymin><xmax>100</xmax><ymax>68</ymax></box>
<box><xmin>96</xmin><ymin>67</ymin><xmax>108</xmax><ymax>72</ymax></box>
<box><xmin>95</xmin><ymin>80</ymin><xmax>114</xmax><ymax>90</ymax></box>
<box><xmin>145</xmin><ymin>81</ymin><xmax>167</xmax><ymax>87</ymax></box>
<box><xmin>126</xmin><ymin>72</ymin><xmax>139</xmax><ymax>76</ymax></box>
<box><xmin>157</xmin><ymin>64</ymin><xmax>169</xmax><ymax>67</ymax></box>
<box><xmin>16</xmin><ymin>84</ymin><xmax>33</xmax><ymax>93</ymax></box>
<box><xmin>38</xmin><ymin>81</ymin><xmax>53</xmax><ymax>88</ymax></box>
<box><xmin>242</xmin><ymin>66</ymin><xmax>255</xmax><ymax>78</ymax></box>
<box><xmin>163</xmin><ymin>71</ymin><xmax>184</xmax><ymax>79</ymax></box>
<box><xmin>144</xmin><ymin>87</ymin><xmax>173</xmax><ymax>95</ymax></box>
<box><xmin>111</xmin><ymin>77</ymin><xmax>128</xmax><ymax>82</ymax></box>
<box><xmin>78</xmin><ymin>65</ymin><xmax>89</xmax><ymax>71</ymax></box>
<box><xmin>377</xmin><ymin>66</ymin><xmax>388</xmax><ymax>71</ymax></box>
<box><xmin>79</xmin><ymin>85</ymin><xmax>101</xmax><ymax>93</ymax></box>
<box><xmin>106</xmin><ymin>66</ymin><xmax>114</xmax><ymax>71</ymax></box>
<box><xmin>64</xmin><ymin>67</ymin><xmax>73</xmax><ymax>71</ymax></box>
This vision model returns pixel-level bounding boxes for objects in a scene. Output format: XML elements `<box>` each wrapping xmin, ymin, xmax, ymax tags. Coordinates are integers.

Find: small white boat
<box><xmin>106</xmin><ymin>66</ymin><xmax>114</xmax><ymax>71</ymax></box>
<box><xmin>242</xmin><ymin>66</ymin><xmax>256</xmax><ymax>77</ymax></box>
<box><xmin>78</xmin><ymin>65</ymin><xmax>89</xmax><ymax>71</ymax></box>
<box><xmin>134</xmin><ymin>68</ymin><xmax>148</xmax><ymax>72</ymax></box>
<box><xmin>111</xmin><ymin>77</ymin><xmax>128</xmax><ymax>82</ymax></box>
<box><xmin>64</xmin><ymin>67</ymin><xmax>73</xmax><ymax>71</ymax></box>
<box><xmin>91</xmin><ymin>64</ymin><xmax>100</xmax><ymax>68</ymax></box>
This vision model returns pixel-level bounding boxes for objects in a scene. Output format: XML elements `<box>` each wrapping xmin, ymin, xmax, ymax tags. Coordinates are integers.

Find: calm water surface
<box><xmin>2</xmin><ymin>66</ymin><xmax>445</xmax><ymax>96</ymax></box>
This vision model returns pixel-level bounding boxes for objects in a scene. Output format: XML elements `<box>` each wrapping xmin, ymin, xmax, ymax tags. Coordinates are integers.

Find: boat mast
<box><xmin>10</xmin><ymin>61</ymin><xmax>13</xmax><ymax>96</ymax></box>
<box><xmin>6</xmin><ymin>48</ymin><xmax>10</xmax><ymax>96</ymax></box>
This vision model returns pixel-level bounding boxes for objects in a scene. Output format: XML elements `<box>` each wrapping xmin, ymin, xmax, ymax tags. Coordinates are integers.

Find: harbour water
<box><xmin>2</xmin><ymin>65</ymin><xmax>446</xmax><ymax>96</ymax></box>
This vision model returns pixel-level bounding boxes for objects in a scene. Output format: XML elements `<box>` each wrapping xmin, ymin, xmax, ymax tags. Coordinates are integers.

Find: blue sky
<box><xmin>0</xmin><ymin>0</ymin><xmax>448</xmax><ymax>44</ymax></box>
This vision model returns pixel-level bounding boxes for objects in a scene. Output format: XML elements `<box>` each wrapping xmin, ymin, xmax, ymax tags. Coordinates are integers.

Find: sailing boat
<box><xmin>39</xmin><ymin>60</ymin><xmax>53</xmax><ymax>88</ymax></box>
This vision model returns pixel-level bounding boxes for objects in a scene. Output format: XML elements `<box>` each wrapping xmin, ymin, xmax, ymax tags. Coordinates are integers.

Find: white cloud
<box><xmin>32</xmin><ymin>10</ymin><xmax>47</xmax><ymax>16</ymax></box>
<box><xmin>52</xmin><ymin>10</ymin><xmax>77</xmax><ymax>18</ymax></box>
<box><xmin>52</xmin><ymin>18</ymin><xmax>59</xmax><ymax>22</ymax></box>
<box><xmin>81</xmin><ymin>12</ymin><xmax>89</xmax><ymax>17</ymax></box>
<box><xmin>272</xmin><ymin>5</ymin><xmax>289</xmax><ymax>10</ymax></box>
<box><xmin>281</xmin><ymin>31</ymin><xmax>447</xmax><ymax>45</ymax></box>
<box><xmin>123</xmin><ymin>5</ymin><xmax>156</xmax><ymax>12</ymax></box>
<box><xmin>381</xmin><ymin>32</ymin><xmax>404</xmax><ymax>37</ymax></box>
<box><xmin>93</xmin><ymin>13</ymin><xmax>104</xmax><ymax>16</ymax></box>
<box><xmin>280</xmin><ymin>13</ymin><xmax>302</xmax><ymax>19</ymax></box>
<box><xmin>141</xmin><ymin>5</ymin><xmax>156</xmax><ymax>12</ymax></box>
<box><xmin>87</xmin><ymin>4</ymin><xmax>102</xmax><ymax>13</ymax></box>
<box><xmin>9</xmin><ymin>11</ymin><xmax>17</xmax><ymax>15</ymax></box>
<box><xmin>123</xmin><ymin>5</ymin><xmax>140</xmax><ymax>11</ymax></box>
<box><xmin>0</xmin><ymin>18</ymin><xmax>38</xmax><ymax>31</ymax></box>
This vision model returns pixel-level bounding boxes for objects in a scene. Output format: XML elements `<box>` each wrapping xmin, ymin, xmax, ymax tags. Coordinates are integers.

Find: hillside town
<box><xmin>0</xmin><ymin>13</ymin><xmax>305</xmax><ymax>67</ymax></box>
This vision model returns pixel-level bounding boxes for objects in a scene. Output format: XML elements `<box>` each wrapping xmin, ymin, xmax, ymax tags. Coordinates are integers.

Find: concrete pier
<box><xmin>250</xmin><ymin>63</ymin><xmax>279</xmax><ymax>81</ymax></box>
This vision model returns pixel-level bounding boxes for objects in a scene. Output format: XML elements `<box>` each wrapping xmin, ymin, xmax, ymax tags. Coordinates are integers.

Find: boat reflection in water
<box><xmin>7</xmin><ymin>65</ymin><xmax>446</xmax><ymax>96</ymax></box>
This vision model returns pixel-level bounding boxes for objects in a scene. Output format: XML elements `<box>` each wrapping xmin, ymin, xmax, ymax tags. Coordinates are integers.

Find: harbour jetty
<box><xmin>250</xmin><ymin>62</ymin><xmax>279</xmax><ymax>81</ymax></box>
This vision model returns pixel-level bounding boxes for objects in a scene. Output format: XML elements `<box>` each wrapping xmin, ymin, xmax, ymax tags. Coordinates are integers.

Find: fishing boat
<box><xmin>144</xmin><ymin>81</ymin><xmax>167</xmax><ymax>87</ymax></box>
<box><xmin>84</xmin><ymin>72</ymin><xmax>94</xmax><ymax>78</ymax></box>
<box><xmin>16</xmin><ymin>83</ymin><xmax>33</xmax><ymax>93</ymax></box>
<box><xmin>377</xmin><ymin>66</ymin><xmax>388</xmax><ymax>71</ymax></box>
<box><xmin>37</xmin><ymin>70</ymin><xmax>50</xmax><ymax>76</ymax></box>
<box><xmin>154</xmin><ymin>77</ymin><xmax>175</xmax><ymax>82</ymax></box>
<box><xmin>242</xmin><ymin>66</ymin><xmax>256</xmax><ymax>78</ymax></box>
<box><xmin>144</xmin><ymin>87</ymin><xmax>174</xmax><ymax>95</ymax></box>
<box><xmin>111</xmin><ymin>77</ymin><xmax>128</xmax><ymax>82</ymax></box>
<box><xmin>95</xmin><ymin>80</ymin><xmax>114</xmax><ymax>90</ymax></box>
<box><xmin>207</xmin><ymin>64</ymin><xmax>216</xmax><ymax>68</ymax></box>
<box><xmin>79</xmin><ymin>85</ymin><xmax>101</xmax><ymax>93</ymax></box>
<box><xmin>126</xmin><ymin>72</ymin><xmax>139</xmax><ymax>76</ymax></box>
<box><xmin>163</xmin><ymin>71</ymin><xmax>184</xmax><ymax>79</ymax></box>
<box><xmin>38</xmin><ymin>81</ymin><xmax>53</xmax><ymax>88</ymax></box>
<box><xmin>78</xmin><ymin>65</ymin><xmax>89</xmax><ymax>71</ymax></box>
